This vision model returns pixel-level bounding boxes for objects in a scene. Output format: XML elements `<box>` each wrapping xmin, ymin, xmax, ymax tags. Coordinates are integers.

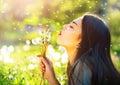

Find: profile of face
<box><xmin>57</xmin><ymin>17</ymin><xmax>83</xmax><ymax>47</ymax></box>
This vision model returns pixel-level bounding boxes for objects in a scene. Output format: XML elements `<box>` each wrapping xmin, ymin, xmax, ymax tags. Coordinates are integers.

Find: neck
<box><xmin>65</xmin><ymin>46</ymin><xmax>78</xmax><ymax>65</ymax></box>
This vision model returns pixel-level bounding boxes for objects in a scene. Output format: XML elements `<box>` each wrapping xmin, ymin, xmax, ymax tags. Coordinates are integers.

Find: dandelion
<box><xmin>8</xmin><ymin>75</ymin><xmax>14</xmax><ymax>80</ymax></box>
<box><xmin>61</xmin><ymin>53</ymin><xmax>68</xmax><ymax>64</ymax></box>
<box><xmin>28</xmin><ymin>64</ymin><xmax>35</xmax><ymax>70</ymax></box>
<box><xmin>28</xmin><ymin>56</ymin><xmax>37</xmax><ymax>63</ymax></box>
<box><xmin>26</xmin><ymin>40</ymin><xmax>31</xmax><ymax>45</ymax></box>
<box><xmin>53</xmin><ymin>52</ymin><xmax>61</xmax><ymax>61</ymax></box>
<box><xmin>54</xmin><ymin>62</ymin><xmax>61</xmax><ymax>67</ymax></box>
<box><xmin>32</xmin><ymin>39</ymin><xmax>37</xmax><ymax>45</ymax></box>
<box><xmin>38</xmin><ymin>27</ymin><xmax>52</xmax><ymax>57</ymax></box>
<box><xmin>36</xmin><ymin>24</ymin><xmax>52</xmax><ymax>85</ymax></box>
<box><xmin>8</xmin><ymin>45</ymin><xmax>14</xmax><ymax>53</ymax></box>
<box><xmin>23</xmin><ymin>45</ymin><xmax>30</xmax><ymax>51</ymax></box>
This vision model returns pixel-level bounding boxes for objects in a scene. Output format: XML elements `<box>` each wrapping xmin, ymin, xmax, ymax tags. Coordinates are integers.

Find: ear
<box><xmin>77</xmin><ymin>37</ymin><xmax>81</xmax><ymax>44</ymax></box>
<box><xmin>76</xmin><ymin>38</ymin><xmax>81</xmax><ymax>49</ymax></box>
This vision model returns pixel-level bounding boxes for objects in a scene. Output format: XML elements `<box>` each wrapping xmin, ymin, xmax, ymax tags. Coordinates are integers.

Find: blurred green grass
<box><xmin>0</xmin><ymin>44</ymin><xmax>67</xmax><ymax>85</ymax></box>
<box><xmin>0</xmin><ymin>0</ymin><xmax>120</xmax><ymax>84</ymax></box>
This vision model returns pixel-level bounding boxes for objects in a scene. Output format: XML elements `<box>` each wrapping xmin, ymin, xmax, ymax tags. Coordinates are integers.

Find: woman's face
<box><xmin>57</xmin><ymin>17</ymin><xmax>83</xmax><ymax>47</ymax></box>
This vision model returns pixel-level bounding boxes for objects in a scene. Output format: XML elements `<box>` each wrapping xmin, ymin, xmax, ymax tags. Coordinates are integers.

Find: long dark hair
<box><xmin>67</xmin><ymin>14</ymin><xmax>120</xmax><ymax>85</ymax></box>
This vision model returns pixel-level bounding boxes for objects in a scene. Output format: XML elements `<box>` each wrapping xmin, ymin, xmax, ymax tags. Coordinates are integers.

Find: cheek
<box><xmin>57</xmin><ymin>32</ymin><xmax>81</xmax><ymax>46</ymax></box>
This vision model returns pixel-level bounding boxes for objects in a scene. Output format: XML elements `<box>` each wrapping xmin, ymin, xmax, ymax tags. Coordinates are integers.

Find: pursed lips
<box><xmin>59</xmin><ymin>31</ymin><xmax>62</xmax><ymax>35</ymax></box>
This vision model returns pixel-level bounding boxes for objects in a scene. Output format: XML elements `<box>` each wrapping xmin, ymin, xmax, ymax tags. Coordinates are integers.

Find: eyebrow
<box><xmin>72</xmin><ymin>21</ymin><xmax>78</xmax><ymax>26</ymax></box>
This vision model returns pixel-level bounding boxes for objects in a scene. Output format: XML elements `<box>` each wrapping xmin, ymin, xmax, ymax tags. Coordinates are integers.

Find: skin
<box><xmin>39</xmin><ymin>17</ymin><xmax>83</xmax><ymax>85</ymax></box>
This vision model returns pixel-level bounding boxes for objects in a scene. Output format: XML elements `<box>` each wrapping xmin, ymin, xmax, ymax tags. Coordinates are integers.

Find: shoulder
<box><xmin>71</xmin><ymin>59</ymin><xmax>92</xmax><ymax>85</ymax></box>
<box><xmin>75</xmin><ymin>60</ymin><xmax>92</xmax><ymax>81</ymax></box>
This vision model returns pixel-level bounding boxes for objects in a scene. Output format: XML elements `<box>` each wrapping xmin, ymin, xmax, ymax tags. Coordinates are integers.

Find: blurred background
<box><xmin>0</xmin><ymin>0</ymin><xmax>120</xmax><ymax>85</ymax></box>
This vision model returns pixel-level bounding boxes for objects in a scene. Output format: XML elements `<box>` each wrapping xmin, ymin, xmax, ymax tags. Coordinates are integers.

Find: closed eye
<box><xmin>70</xmin><ymin>25</ymin><xmax>73</xmax><ymax>29</ymax></box>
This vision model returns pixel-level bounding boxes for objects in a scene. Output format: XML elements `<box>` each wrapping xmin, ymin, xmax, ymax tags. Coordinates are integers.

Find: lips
<box><xmin>59</xmin><ymin>31</ymin><xmax>62</xmax><ymax>35</ymax></box>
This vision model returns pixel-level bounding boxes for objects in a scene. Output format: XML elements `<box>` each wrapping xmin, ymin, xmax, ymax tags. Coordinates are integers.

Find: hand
<box><xmin>37</xmin><ymin>55</ymin><xmax>60</xmax><ymax>85</ymax></box>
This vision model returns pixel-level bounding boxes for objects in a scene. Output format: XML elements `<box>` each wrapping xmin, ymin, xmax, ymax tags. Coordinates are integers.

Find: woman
<box><xmin>38</xmin><ymin>14</ymin><xmax>120</xmax><ymax>85</ymax></box>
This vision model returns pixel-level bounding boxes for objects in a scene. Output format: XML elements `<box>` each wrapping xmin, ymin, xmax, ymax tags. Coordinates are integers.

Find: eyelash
<box><xmin>70</xmin><ymin>25</ymin><xmax>73</xmax><ymax>29</ymax></box>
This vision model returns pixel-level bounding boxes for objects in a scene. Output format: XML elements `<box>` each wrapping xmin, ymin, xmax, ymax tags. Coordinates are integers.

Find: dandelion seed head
<box><xmin>23</xmin><ymin>45</ymin><xmax>30</xmax><ymax>51</ymax></box>
<box><xmin>8</xmin><ymin>45</ymin><xmax>14</xmax><ymax>53</ymax></box>
<box><xmin>28</xmin><ymin>64</ymin><xmax>35</xmax><ymax>70</ymax></box>
<box><xmin>8</xmin><ymin>75</ymin><xmax>14</xmax><ymax>80</ymax></box>
<box><xmin>26</xmin><ymin>40</ymin><xmax>31</xmax><ymax>45</ymax></box>
<box><xmin>53</xmin><ymin>52</ymin><xmax>61</xmax><ymax>61</ymax></box>
<box><xmin>54</xmin><ymin>62</ymin><xmax>61</xmax><ymax>67</ymax></box>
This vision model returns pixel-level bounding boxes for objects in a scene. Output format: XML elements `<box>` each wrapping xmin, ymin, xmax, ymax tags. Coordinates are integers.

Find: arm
<box><xmin>39</xmin><ymin>57</ymin><xmax>60</xmax><ymax>85</ymax></box>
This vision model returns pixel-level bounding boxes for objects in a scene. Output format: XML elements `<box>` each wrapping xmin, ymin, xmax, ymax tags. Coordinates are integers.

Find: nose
<box><xmin>63</xmin><ymin>24</ymin><xmax>68</xmax><ymax>30</ymax></box>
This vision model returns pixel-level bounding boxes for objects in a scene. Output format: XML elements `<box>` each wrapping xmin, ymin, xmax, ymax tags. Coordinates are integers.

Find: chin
<box><xmin>57</xmin><ymin>38</ymin><xmax>64</xmax><ymax>46</ymax></box>
<box><xmin>57</xmin><ymin>38</ymin><xmax>61</xmax><ymax>45</ymax></box>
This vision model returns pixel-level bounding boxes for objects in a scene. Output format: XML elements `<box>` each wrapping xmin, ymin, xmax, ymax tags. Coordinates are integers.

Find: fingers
<box><xmin>39</xmin><ymin>59</ymin><xmax>46</xmax><ymax>72</ymax></box>
<box><xmin>36</xmin><ymin>54</ymin><xmax>50</xmax><ymax>64</ymax></box>
<box><xmin>37</xmin><ymin>54</ymin><xmax>53</xmax><ymax>74</ymax></box>
<box><xmin>40</xmin><ymin>57</ymin><xmax>49</xmax><ymax>66</ymax></box>
<box><xmin>39</xmin><ymin>57</ymin><xmax>50</xmax><ymax>72</ymax></box>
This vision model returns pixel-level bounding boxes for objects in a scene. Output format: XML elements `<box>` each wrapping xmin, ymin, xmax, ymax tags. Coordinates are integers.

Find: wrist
<box><xmin>48</xmin><ymin>77</ymin><xmax>60</xmax><ymax>85</ymax></box>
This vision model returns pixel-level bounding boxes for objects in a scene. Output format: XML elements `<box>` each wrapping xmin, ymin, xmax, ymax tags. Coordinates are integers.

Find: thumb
<box><xmin>44</xmin><ymin>57</ymin><xmax>52</xmax><ymax>65</ymax></box>
<box><xmin>40</xmin><ymin>57</ymin><xmax>49</xmax><ymax>66</ymax></box>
